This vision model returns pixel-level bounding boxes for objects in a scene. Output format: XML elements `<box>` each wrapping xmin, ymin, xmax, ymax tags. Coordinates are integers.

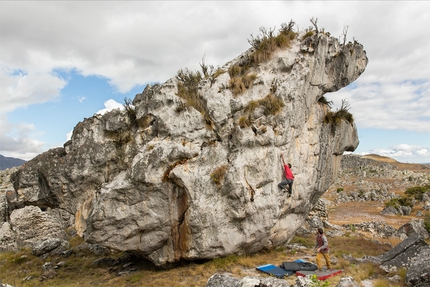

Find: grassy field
<box><xmin>0</xmin><ymin>233</ymin><xmax>409</xmax><ymax>287</ymax></box>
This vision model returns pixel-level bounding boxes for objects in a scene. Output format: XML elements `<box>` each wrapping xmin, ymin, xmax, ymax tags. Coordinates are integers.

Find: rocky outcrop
<box><xmin>405</xmin><ymin>245</ymin><xmax>430</xmax><ymax>287</ymax></box>
<box><xmin>205</xmin><ymin>273</ymin><xmax>363</xmax><ymax>287</ymax></box>
<box><xmin>2</xmin><ymin>28</ymin><xmax>368</xmax><ymax>266</ymax></box>
<box><xmin>397</xmin><ymin>218</ymin><xmax>429</xmax><ymax>239</ymax></box>
<box><xmin>206</xmin><ymin>274</ymin><xmax>290</xmax><ymax>287</ymax></box>
<box><xmin>330</xmin><ymin>154</ymin><xmax>430</xmax><ymax>202</ymax></box>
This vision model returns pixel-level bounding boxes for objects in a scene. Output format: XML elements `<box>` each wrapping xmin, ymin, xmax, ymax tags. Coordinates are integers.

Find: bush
<box><xmin>211</xmin><ymin>165</ymin><xmax>229</xmax><ymax>186</ymax></box>
<box><xmin>424</xmin><ymin>214</ymin><xmax>430</xmax><ymax>234</ymax></box>
<box><xmin>238</xmin><ymin>94</ymin><xmax>284</xmax><ymax>128</ymax></box>
<box><xmin>385</xmin><ymin>198</ymin><xmax>400</xmax><ymax>209</ymax></box>
<box><xmin>123</xmin><ymin>97</ymin><xmax>137</xmax><ymax>124</ymax></box>
<box><xmin>228</xmin><ymin>65</ymin><xmax>256</xmax><ymax>96</ymax></box>
<box><xmin>239</xmin><ymin>115</ymin><xmax>251</xmax><ymax>128</ymax></box>
<box><xmin>245</xmin><ymin>94</ymin><xmax>284</xmax><ymax>116</ymax></box>
<box><xmin>229</xmin><ymin>77</ymin><xmax>247</xmax><ymax>96</ymax></box>
<box><xmin>176</xmin><ymin>68</ymin><xmax>202</xmax><ymax>100</ymax></box>
<box><xmin>324</xmin><ymin>99</ymin><xmax>354</xmax><ymax>125</ymax></box>
<box><xmin>385</xmin><ymin>196</ymin><xmax>414</xmax><ymax>209</ymax></box>
<box><xmin>176</xmin><ymin>68</ymin><xmax>214</xmax><ymax>129</ymax></box>
<box><xmin>318</xmin><ymin>96</ymin><xmax>333</xmax><ymax>107</ymax></box>
<box><xmin>405</xmin><ymin>185</ymin><xmax>430</xmax><ymax>201</ymax></box>
<box><xmin>398</xmin><ymin>196</ymin><xmax>414</xmax><ymax>208</ymax></box>
<box><xmin>228</xmin><ymin>21</ymin><xmax>297</xmax><ymax>96</ymax></box>
<box><xmin>248</xmin><ymin>21</ymin><xmax>297</xmax><ymax>64</ymax></box>
<box><xmin>301</xmin><ymin>30</ymin><xmax>315</xmax><ymax>41</ymax></box>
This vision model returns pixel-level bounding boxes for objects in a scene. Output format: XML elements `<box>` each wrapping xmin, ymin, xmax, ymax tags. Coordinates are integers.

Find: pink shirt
<box><xmin>284</xmin><ymin>164</ymin><xmax>294</xmax><ymax>180</ymax></box>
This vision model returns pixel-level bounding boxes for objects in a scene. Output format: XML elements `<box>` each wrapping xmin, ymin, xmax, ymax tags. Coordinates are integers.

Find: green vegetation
<box><xmin>200</xmin><ymin>56</ymin><xmax>225</xmax><ymax>86</ymax></box>
<box><xmin>228</xmin><ymin>71</ymin><xmax>257</xmax><ymax>96</ymax></box>
<box><xmin>385</xmin><ymin>183</ymin><xmax>430</xmax><ymax>211</ymax></box>
<box><xmin>301</xmin><ymin>30</ymin><xmax>315</xmax><ymax>41</ymax></box>
<box><xmin>248</xmin><ymin>20</ymin><xmax>297</xmax><ymax>65</ymax></box>
<box><xmin>227</xmin><ymin>21</ymin><xmax>297</xmax><ymax>96</ymax></box>
<box><xmin>163</xmin><ymin>158</ymin><xmax>190</xmax><ymax>182</ymax></box>
<box><xmin>123</xmin><ymin>97</ymin><xmax>137</xmax><ymax>124</ymax></box>
<box><xmin>175</xmin><ymin>68</ymin><xmax>214</xmax><ymax>129</ymax></box>
<box><xmin>0</xmin><ymin>233</ymin><xmax>405</xmax><ymax>287</ymax></box>
<box><xmin>405</xmin><ymin>184</ymin><xmax>430</xmax><ymax>201</ymax></box>
<box><xmin>309</xmin><ymin>274</ymin><xmax>330</xmax><ymax>287</ymax></box>
<box><xmin>424</xmin><ymin>214</ymin><xmax>430</xmax><ymax>234</ymax></box>
<box><xmin>385</xmin><ymin>196</ymin><xmax>414</xmax><ymax>209</ymax></box>
<box><xmin>210</xmin><ymin>165</ymin><xmax>229</xmax><ymax>186</ymax></box>
<box><xmin>239</xmin><ymin>94</ymin><xmax>285</xmax><ymax>128</ymax></box>
<box><xmin>318</xmin><ymin>96</ymin><xmax>333</xmax><ymax>106</ymax></box>
<box><xmin>324</xmin><ymin>99</ymin><xmax>354</xmax><ymax>125</ymax></box>
<box><xmin>176</xmin><ymin>68</ymin><xmax>203</xmax><ymax>105</ymax></box>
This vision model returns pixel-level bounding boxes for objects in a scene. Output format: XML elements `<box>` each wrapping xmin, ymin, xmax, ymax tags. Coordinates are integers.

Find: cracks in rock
<box><xmin>244</xmin><ymin>171</ymin><xmax>255</xmax><ymax>202</ymax></box>
<box><xmin>162</xmin><ymin>157</ymin><xmax>191</xmax><ymax>183</ymax></box>
<box><xmin>256</xmin><ymin>179</ymin><xmax>273</xmax><ymax>189</ymax></box>
<box><xmin>171</xmin><ymin>185</ymin><xmax>190</xmax><ymax>261</ymax></box>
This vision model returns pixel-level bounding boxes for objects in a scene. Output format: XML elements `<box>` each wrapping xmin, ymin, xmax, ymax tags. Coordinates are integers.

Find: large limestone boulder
<box><xmin>4</xmin><ymin>28</ymin><xmax>368</xmax><ymax>266</ymax></box>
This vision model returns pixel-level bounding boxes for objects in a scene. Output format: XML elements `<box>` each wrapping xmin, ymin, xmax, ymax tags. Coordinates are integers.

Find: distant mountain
<box><xmin>0</xmin><ymin>154</ymin><xmax>26</xmax><ymax>170</ymax></box>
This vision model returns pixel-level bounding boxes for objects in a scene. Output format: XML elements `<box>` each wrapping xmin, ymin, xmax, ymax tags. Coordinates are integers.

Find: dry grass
<box><xmin>210</xmin><ymin>165</ymin><xmax>229</xmax><ymax>185</ymax></box>
<box><xmin>0</xmin><ymin>233</ymin><xmax>410</xmax><ymax>287</ymax></box>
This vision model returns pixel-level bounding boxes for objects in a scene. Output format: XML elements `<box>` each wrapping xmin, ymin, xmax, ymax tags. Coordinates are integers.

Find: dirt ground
<box><xmin>324</xmin><ymin>155</ymin><xmax>430</xmax><ymax>228</ymax></box>
<box><xmin>325</xmin><ymin>200</ymin><xmax>422</xmax><ymax>228</ymax></box>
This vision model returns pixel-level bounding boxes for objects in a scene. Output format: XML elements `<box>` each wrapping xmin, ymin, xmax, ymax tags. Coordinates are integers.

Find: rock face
<box><xmin>331</xmin><ymin>154</ymin><xmax>430</xmax><ymax>203</ymax></box>
<box><xmin>2</xmin><ymin>29</ymin><xmax>368</xmax><ymax>266</ymax></box>
<box><xmin>405</xmin><ymin>245</ymin><xmax>430</xmax><ymax>287</ymax></box>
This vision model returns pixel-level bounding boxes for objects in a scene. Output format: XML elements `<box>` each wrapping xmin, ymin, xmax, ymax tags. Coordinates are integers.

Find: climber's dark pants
<box><xmin>278</xmin><ymin>179</ymin><xmax>293</xmax><ymax>194</ymax></box>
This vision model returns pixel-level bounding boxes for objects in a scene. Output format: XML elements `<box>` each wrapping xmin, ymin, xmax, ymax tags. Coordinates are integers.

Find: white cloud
<box><xmin>95</xmin><ymin>99</ymin><xmax>124</xmax><ymax>115</ymax></box>
<box><xmin>66</xmin><ymin>130</ymin><xmax>73</xmax><ymax>142</ymax></box>
<box><xmin>359</xmin><ymin>144</ymin><xmax>430</xmax><ymax>164</ymax></box>
<box><xmin>1</xmin><ymin>1</ymin><xmax>429</xmax><ymax>160</ymax></box>
<box><xmin>0</xmin><ymin>67</ymin><xmax>67</xmax><ymax>113</ymax></box>
<box><xmin>0</xmin><ymin>66</ymin><xmax>67</xmax><ymax>160</ymax></box>
<box><xmin>329</xmin><ymin>79</ymin><xmax>430</xmax><ymax>132</ymax></box>
<box><xmin>0</xmin><ymin>116</ymin><xmax>45</xmax><ymax>160</ymax></box>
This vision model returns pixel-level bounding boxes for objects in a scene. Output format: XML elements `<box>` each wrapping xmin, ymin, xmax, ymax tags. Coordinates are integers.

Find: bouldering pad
<box><xmin>281</xmin><ymin>261</ymin><xmax>317</xmax><ymax>271</ymax></box>
<box><xmin>296</xmin><ymin>268</ymin><xmax>343</xmax><ymax>280</ymax></box>
<box><xmin>256</xmin><ymin>264</ymin><xmax>294</xmax><ymax>278</ymax></box>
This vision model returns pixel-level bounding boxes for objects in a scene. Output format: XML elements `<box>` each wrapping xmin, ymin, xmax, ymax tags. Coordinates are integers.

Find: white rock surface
<box><xmin>3</xmin><ymin>30</ymin><xmax>367</xmax><ymax>266</ymax></box>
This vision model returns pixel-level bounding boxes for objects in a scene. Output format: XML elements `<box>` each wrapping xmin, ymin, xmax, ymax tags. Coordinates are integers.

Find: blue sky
<box><xmin>1</xmin><ymin>1</ymin><xmax>429</xmax><ymax>163</ymax></box>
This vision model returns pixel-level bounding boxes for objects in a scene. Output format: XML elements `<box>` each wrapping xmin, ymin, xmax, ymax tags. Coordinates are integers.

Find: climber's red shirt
<box><xmin>284</xmin><ymin>164</ymin><xmax>294</xmax><ymax>180</ymax></box>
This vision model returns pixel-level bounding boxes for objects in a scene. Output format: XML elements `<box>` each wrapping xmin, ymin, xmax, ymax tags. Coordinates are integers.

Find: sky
<box><xmin>0</xmin><ymin>1</ymin><xmax>429</xmax><ymax>163</ymax></box>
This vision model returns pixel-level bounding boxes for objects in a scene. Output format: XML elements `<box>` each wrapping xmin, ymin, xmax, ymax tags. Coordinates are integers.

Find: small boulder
<box><xmin>205</xmin><ymin>273</ymin><xmax>240</xmax><ymax>287</ymax></box>
<box><xmin>32</xmin><ymin>238</ymin><xmax>69</xmax><ymax>257</ymax></box>
<box><xmin>40</xmin><ymin>262</ymin><xmax>57</xmax><ymax>281</ymax></box>
<box><xmin>397</xmin><ymin>219</ymin><xmax>429</xmax><ymax>239</ymax></box>
<box><xmin>335</xmin><ymin>276</ymin><xmax>360</xmax><ymax>287</ymax></box>
<box><xmin>380</xmin><ymin>205</ymin><xmax>398</xmax><ymax>215</ymax></box>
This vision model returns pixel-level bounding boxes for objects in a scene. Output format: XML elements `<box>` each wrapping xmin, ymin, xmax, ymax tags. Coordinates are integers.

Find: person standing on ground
<box><xmin>314</xmin><ymin>227</ymin><xmax>332</xmax><ymax>272</ymax></box>
<box><xmin>278</xmin><ymin>153</ymin><xmax>294</xmax><ymax>197</ymax></box>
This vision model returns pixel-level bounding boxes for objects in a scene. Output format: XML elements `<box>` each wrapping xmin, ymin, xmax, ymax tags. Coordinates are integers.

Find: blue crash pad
<box><xmin>256</xmin><ymin>264</ymin><xmax>294</xmax><ymax>278</ymax></box>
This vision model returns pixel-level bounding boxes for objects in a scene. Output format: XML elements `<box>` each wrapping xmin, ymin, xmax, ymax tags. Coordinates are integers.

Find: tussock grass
<box><xmin>248</xmin><ymin>21</ymin><xmax>297</xmax><ymax>64</ymax></box>
<box><xmin>329</xmin><ymin>236</ymin><xmax>393</xmax><ymax>258</ymax></box>
<box><xmin>324</xmin><ymin>99</ymin><xmax>354</xmax><ymax>125</ymax></box>
<box><xmin>238</xmin><ymin>94</ymin><xmax>285</xmax><ymax>128</ymax></box>
<box><xmin>228</xmin><ymin>21</ymin><xmax>297</xmax><ymax>96</ymax></box>
<box><xmin>0</xmin><ymin>232</ymin><xmax>409</xmax><ymax>286</ymax></box>
<box><xmin>210</xmin><ymin>165</ymin><xmax>229</xmax><ymax>186</ymax></box>
<box><xmin>175</xmin><ymin>68</ymin><xmax>214</xmax><ymax>129</ymax></box>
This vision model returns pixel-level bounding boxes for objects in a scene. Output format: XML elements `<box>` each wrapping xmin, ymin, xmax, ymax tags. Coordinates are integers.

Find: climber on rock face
<box><xmin>278</xmin><ymin>153</ymin><xmax>294</xmax><ymax>197</ymax></box>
